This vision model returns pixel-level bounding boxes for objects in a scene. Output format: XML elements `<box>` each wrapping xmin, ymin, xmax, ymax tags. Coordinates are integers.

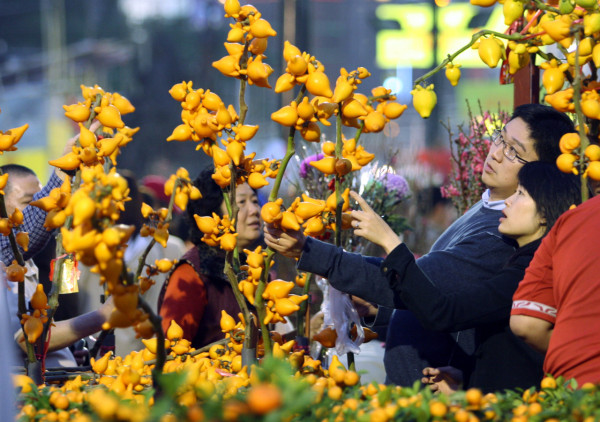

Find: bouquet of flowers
<box><xmin>441</xmin><ymin>101</ymin><xmax>510</xmax><ymax>215</ymax></box>
<box><xmin>292</xmin><ymin>143</ymin><xmax>411</xmax><ymax>255</ymax></box>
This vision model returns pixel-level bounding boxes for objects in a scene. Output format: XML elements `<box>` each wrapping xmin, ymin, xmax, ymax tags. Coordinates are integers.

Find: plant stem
<box><xmin>295</xmin><ymin>273</ymin><xmax>313</xmax><ymax>340</ymax></box>
<box><xmin>138</xmin><ymin>296</ymin><xmax>166</xmax><ymax>398</ymax></box>
<box><xmin>571</xmin><ymin>30</ymin><xmax>590</xmax><ymax>203</ymax></box>
<box><xmin>0</xmin><ymin>188</ymin><xmax>35</xmax><ymax>363</ymax></box>
<box><xmin>413</xmin><ymin>29</ymin><xmax>527</xmax><ymax>87</ymax></box>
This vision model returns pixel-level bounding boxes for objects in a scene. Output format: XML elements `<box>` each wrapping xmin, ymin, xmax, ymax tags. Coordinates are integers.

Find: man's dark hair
<box><xmin>0</xmin><ymin>164</ymin><xmax>36</xmax><ymax>194</ymax></box>
<box><xmin>518</xmin><ymin>161</ymin><xmax>581</xmax><ymax>234</ymax></box>
<box><xmin>510</xmin><ymin>104</ymin><xmax>575</xmax><ymax>163</ymax></box>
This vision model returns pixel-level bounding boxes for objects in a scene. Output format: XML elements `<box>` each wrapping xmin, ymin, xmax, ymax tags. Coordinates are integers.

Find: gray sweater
<box><xmin>297</xmin><ymin>200</ymin><xmax>515</xmax><ymax>385</ymax></box>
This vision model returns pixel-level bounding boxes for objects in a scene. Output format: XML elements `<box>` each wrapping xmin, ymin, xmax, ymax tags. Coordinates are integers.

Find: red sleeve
<box><xmin>511</xmin><ymin>228</ymin><xmax>557</xmax><ymax>324</ymax></box>
<box><xmin>159</xmin><ymin>263</ymin><xmax>207</xmax><ymax>341</ymax></box>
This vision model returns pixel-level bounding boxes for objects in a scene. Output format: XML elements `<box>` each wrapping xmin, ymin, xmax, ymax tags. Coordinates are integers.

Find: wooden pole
<box><xmin>513</xmin><ymin>54</ymin><xmax>540</xmax><ymax>107</ymax></box>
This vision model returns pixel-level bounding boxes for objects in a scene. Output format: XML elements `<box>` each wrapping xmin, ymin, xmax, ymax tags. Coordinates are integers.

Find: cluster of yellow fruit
<box><xmin>139</xmin><ymin>200</ymin><xmax>174</xmax><ymax>251</ymax></box>
<box><xmin>0</xmin><ymin>198</ymin><xmax>25</xmax><ymax>237</ymax></box>
<box><xmin>194</xmin><ymin>212</ymin><xmax>238</xmax><ymax>251</ymax></box>
<box><xmin>311</xmin><ymin>136</ymin><xmax>375</xmax><ymax>176</ymax></box>
<box><xmin>260</xmin><ymin>189</ymin><xmax>352</xmax><ymax>238</ymax></box>
<box><xmin>163</xmin><ymin>167</ymin><xmax>202</xmax><ymax>211</ymax></box>
<box><xmin>556</xmin><ymin>132</ymin><xmax>600</xmax><ymax>179</ymax></box>
<box><xmin>20</xmin><ymin>284</ymin><xmax>50</xmax><ymax>343</ymax></box>
<box><xmin>167</xmin><ymin>81</ymin><xmax>280</xmax><ymax>190</ymax></box>
<box><xmin>55</xmin><ymin>85</ymin><xmax>137</xmax><ymax>170</ymax></box>
<box><xmin>261</xmin><ymin>279</ymin><xmax>308</xmax><ymax>325</ymax></box>
<box><xmin>237</xmin><ymin>245</ymin><xmax>266</xmax><ymax>304</ymax></box>
<box><xmin>272</xmin><ymin>48</ymin><xmax>407</xmax><ymax>136</ymax></box>
<box><xmin>215</xmin><ymin>0</ymin><xmax>277</xmax><ymax>87</ymax></box>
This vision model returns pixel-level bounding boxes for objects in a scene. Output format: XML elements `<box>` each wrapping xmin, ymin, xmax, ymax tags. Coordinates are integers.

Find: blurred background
<box><xmin>0</xmin><ymin>0</ymin><xmax>514</xmax><ymax>254</ymax></box>
<box><xmin>0</xmin><ymin>0</ymin><xmax>513</xmax><ymax>177</ymax></box>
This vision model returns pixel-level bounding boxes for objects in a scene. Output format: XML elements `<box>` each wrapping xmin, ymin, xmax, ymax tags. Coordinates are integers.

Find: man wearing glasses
<box><xmin>265</xmin><ymin>103</ymin><xmax>575</xmax><ymax>387</ymax></box>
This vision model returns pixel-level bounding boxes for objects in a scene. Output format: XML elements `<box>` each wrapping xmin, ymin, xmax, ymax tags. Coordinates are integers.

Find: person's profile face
<box><xmin>498</xmin><ymin>184</ymin><xmax>545</xmax><ymax>246</ymax></box>
<box><xmin>481</xmin><ymin>117</ymin><xmax>539</xmax><ymax>201</ymax></box>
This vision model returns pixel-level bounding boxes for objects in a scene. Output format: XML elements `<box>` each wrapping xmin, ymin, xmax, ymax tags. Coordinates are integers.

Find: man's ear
<box><xmin>539</xmin><ymin>217</ymin><xmax>547</xmax><ymax>227</ymax></box>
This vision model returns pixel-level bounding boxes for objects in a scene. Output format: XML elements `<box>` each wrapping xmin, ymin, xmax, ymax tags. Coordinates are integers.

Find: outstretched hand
<box><xmin>263</xmin><ymin>223</ymin><xmax>306</xmax><ymax>259</ymax></box>
<box><xmin>349</xmin><ymin>191</ymin><xmax>403</xmax><ymax>255</ymax></box>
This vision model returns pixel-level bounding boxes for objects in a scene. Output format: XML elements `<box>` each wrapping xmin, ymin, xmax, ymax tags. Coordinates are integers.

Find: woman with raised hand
<box><xmin>348</xmin><ymin>161</ymin><xmax>581</xmax><ymax>393</ymax></box>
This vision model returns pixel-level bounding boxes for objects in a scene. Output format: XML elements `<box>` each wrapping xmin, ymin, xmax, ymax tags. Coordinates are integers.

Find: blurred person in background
<box><xmin>1</xmin><ymin>163</ymin><xmax>111</xmax><ymax>367</ymax></box>
<box><xmin>77</xmin><ymin>170</ymin><xmax>185</xmax><ymax>356</ymax></box>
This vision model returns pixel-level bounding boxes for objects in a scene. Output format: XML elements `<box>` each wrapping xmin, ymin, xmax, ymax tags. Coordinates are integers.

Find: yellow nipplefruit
<box><xmin>249</xmin><ymin>18</ymin><xmax>277</xmax><ymax>38</ymax></box>
<box><xmin>220</xmin><ymin>232</ymin><xmax>238</xmax><ymax>251</ymax></box>
<box><xmin>280</xmin><ymin>211</ymin><xmax>301</xmax><ymax>231</ymax></box>
<box><xmin>261</xmin><ymin>199</ymin><xmax>283</xmax><ymax>223</ymax></box>
<box><xmin>72</xmin><ymin>195</ymin><xmax>96</xmax><ymax>226</ymax></box>
<box><xmin>78</xmin><ymin>123</ymin><xmax>98</xmax><ymax>148</ymax></box>
<box><xmin>559</xmin><ymin>133</ymin><xmax>581</xmax><ymax>154</ymax></box>
<box><xmin>248</xmin><ymin>172</ymin><xmax>269</xmax><ymax>189</ymax></box>
<box><xmin>309</xmin><ymin>156</ymin><xmax>337</xmax><ymax>175</ymax></box>
<box><xmin>167</xmin><ymin>124</ymin><xmax>192</xmax><ymax>142</ymax></box>
<box><xmin>220</xmin><ymin>310</ymin><xmax>236</xmax><ymax>332</ymax></box>
<box><xmin>95</xmin><ymin>104</ymin><xmax>125</xmax><ymax>128</ymax></box>
<box><xmin>300</xmin><ymin>121</ymin><xmax>321</xmax><ymax>142</ymax></box>
<box><xmin>294</xmin><ymin>201</ymin><xmax>325</xmax><ymax>220</ymax></box>
<box><xmin>305</xmin><ymin>71</ymin><xmax>333</xmax><ymax>98</ymax></box>
<box><xmin>445</xmin><ymin>63</ymin><xmax>461</xmax><ymax>86</ymax></box>
<box><xmin>556</xmin><ymin>153</ymin><xmax>578</xmax><ymax>174</ymax></box>
<box><xmin>585</xmin><ymin>144</ymin><xmax>600</xmax><ymax>161</ymax></box>
<box><xmin>48</xmin><ymin>152</ymin><xmax>81</xmax><ymax>171</ymax></box>
<box><xmin>411</xmin><ymin>84</ymin><xmax>437</xmax><ymax>119</ymax></box>
<box><xmin>63</xmin><ymin>103</ymin><xmax>91</xmax><ymax>122</ymax></box>
<box><xmin>383</xmin><ymin>102</ymin><xmax>407</xmax><ymax>119</ymax></box>
<box><xmin>363</xmin><ymin>111</ymin><xmax>386</xmax><ymax>133</ymax></box>
<box><xmin>166</xmin><ymin>320</ymin><xmax>184</xmax><ymax>340</ymax></box>
<box><xmin>477</xmin><ymin>36</ymin><xmax>505</xmax><ymax>68</ymax></box>
<box><xmin>271</xmin><ymin>104</ymin><xmax>299</xmax><ymax>127</ymax></box>
<box><xmin>224</xmin><ymin>0</ymin><xmax>241</xmax><ymax>17</ymax></box>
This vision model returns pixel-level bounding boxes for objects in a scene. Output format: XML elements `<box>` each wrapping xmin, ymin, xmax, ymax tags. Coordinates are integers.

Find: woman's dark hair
<box><xmin>187</xmin><ymin>165</ymin><xmax>225</xmax><ymax>246</ymax></box>
<box><xmin>518</xmin><ymin>161</ymin><xmax>581</xmax><ymax>234</ymax></box>
<box><xmin>116</xmin><ymin>169</ymin><xmax>143</xmax><ymax>235</ymax></box>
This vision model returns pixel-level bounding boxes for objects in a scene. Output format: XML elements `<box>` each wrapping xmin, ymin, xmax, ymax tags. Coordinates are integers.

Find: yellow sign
<box><xmin>376</xmin><ymin>3</ymin><xmax>505</xmax><ymax>69</ymax></box>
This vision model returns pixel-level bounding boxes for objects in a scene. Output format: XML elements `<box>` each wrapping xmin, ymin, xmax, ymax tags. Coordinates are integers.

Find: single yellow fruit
<box><xmin>305</xmin><ymin>71</ymin><xmax>333</xmax><ymax>98</ymax></box>
<box><xmin>411</xmin><ymin>84</ymin><xmax>437</xmax><ymax>119</ymax></box>
<box><xmin>166</xmin><ymin>320</ymin><xmax>184</xmax><ymax>340</ymax></box>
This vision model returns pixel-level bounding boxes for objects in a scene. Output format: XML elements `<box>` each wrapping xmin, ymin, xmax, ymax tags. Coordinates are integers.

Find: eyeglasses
<box><xmin>491</xmin><ymin>130</ymin><xmax>529</xmax><ymax>164</ymax></box>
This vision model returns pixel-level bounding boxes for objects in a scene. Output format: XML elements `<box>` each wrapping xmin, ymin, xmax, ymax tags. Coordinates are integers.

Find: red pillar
<box><xmin>513</xmin><ymin>55</ymin><xmax>540</xmax><ymax>107</ymax></box>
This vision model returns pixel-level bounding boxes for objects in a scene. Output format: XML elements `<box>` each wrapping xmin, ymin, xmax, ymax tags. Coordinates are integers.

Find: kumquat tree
<box><xmin>8</xmin><ymin>0</ymin><xmax>600</xmax><ymax>420</ymax></box>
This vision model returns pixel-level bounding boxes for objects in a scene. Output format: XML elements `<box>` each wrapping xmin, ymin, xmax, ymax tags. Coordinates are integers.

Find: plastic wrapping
<box><xmin>317</xmin><ymin>276</ymin><xmax>364</xmax><ymax>355</ymax></box>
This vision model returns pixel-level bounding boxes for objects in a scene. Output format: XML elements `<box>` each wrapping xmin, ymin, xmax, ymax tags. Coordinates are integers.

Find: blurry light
<box><xmin>218</xmin><ymin>0</ymin><xmax>226</xmax><ymax>4</ymax></box>
<box><xmin>435</xmin><ymin>0</ymin><xmax>451</xmax><ymax>6</ymax></box>
<box><xmin>383</xmin><ymin>76</ymin><xmax>402</xmax><ymax>95</ymax></box>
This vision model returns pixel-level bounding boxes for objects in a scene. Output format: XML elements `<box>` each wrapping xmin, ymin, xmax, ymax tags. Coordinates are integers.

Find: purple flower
<box><xmin>299</xmin><ymin>153</ymin><xmax>324</xmax><ymax>178</ymax></box>
<box><xmin>377</xmin><ymin>173</ymin><xmax>410</xmax><ymax>200</ymax></box>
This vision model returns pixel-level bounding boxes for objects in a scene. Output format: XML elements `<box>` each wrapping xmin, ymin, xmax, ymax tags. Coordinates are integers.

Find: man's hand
<box><xmin>421</xmin><ymin>366</ymin><xmax>463</xmax><ymax>395</ymax></box>
<box><xmin>349</xmin><ymin>191</ymin><xmax>403</xmax><ymax>255</ymax></box>
<box><xmin>351</xmin><ymin>296</ymin><xmax>378</xmax><ymax>318</ymax></box>
<box><xmin>263</xmin><ymin>223</ymin><xmax>306</xmax><ymax>259</ymax></box>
